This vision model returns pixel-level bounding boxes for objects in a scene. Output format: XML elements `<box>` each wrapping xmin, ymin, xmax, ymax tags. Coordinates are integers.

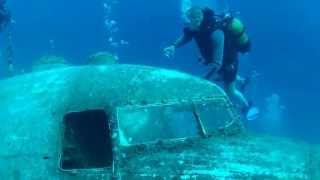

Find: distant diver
<box><xmin>163</xmin><ymin>6</ymin><xmax>257</xmax><ymax>120</ymax></box>
<box><xmin>0</xmin><ymin>0</ymin><xmax>10</xmax><ymax>32</ymax></box>
<box><xmin>0</xmin><ymin>0</ymin><xmax>14</xmax><ymax>77</ymax></box>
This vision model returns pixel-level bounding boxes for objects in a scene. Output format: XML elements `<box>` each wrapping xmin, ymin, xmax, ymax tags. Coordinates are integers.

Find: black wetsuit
<box><xmin>176</xmin><ymin>8</ymin><xmax>249</xmax><ymax>83</ymax></box>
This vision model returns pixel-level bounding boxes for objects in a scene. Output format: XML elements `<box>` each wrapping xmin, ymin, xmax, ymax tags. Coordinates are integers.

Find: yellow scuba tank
<box><xmin>227</xmin><ymin>18</ymin><xmax>244</xmax><ymax>36</ymax></box>
<box><xmin>226</xmin><ymin>17</ymin><xmax>249</xmax><ymax>47</ymax></box>
<box><xmin>219</xmin><ymin>15</ymin><xmax>250</xmax><ymax>53</ymax></box>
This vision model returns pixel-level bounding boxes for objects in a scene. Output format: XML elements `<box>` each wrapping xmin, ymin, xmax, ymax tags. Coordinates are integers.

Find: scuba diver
<box><xmin>163</xmin><ymin>6</ymin><xmax>256</xmax><ymax>119</ymax></box>
<box><xmin>0</xmin><ymin>0</ymin><xmax>14</xmax><ymax>77</ymax></box>
<box><xmin>0</xmin><ymin>0</ymin><xmax>10</xmax><ymax>32</ymax></box>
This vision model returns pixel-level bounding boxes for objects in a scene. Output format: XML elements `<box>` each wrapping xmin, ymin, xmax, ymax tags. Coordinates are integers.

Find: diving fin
<box><xmin>246</xmin><ymin>107</ymin><xmax>260</xmax><ymax>121</ymax></box>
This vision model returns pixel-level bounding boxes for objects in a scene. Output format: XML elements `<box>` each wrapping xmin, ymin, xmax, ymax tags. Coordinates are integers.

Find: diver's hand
<box><xmin>163</xmin><ymin>45</ymin><xmax>176</xmax><ymax>59</ymax></box>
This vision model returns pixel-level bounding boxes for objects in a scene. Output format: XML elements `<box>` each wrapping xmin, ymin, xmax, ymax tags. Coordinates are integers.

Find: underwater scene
<box><xmin>0</xmin><ymin>0</ymin><xmax>319</xmax><ymax>179</ymax></box>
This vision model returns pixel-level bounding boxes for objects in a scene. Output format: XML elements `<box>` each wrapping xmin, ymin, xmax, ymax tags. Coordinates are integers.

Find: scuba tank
<box><xmin>215</xmin><ymin>11</ymin><xmax>251</xmax><ymax>53</ymax></box>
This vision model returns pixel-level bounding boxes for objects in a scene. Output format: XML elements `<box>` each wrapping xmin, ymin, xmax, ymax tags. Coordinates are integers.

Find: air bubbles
<box><xmin>102</xmin><ymin>0</ymin><xmax>128</xmax><ymax>50</ymax></box>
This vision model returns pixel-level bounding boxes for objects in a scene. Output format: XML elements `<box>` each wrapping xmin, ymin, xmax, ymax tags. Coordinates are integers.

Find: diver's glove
<box><xmin>163</xmin><ymin>45</ymin><xmax>176</xmax><ymax>59</ymax></box>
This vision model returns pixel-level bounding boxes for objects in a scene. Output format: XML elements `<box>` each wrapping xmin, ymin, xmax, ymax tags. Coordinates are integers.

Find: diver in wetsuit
<box><xmin>0</xmin><ymin>0</ymin><xmax>13</xmax><ymax>76</ymax></box>
<box><xmin>0</xmin><ymin>0</ymin><xmax>10</xmax><ymax>32</ymax></box>
<box><xmin>163</xmin><ymin>7</ymin><xmax>253</xmax><ymax>116</ymax></box>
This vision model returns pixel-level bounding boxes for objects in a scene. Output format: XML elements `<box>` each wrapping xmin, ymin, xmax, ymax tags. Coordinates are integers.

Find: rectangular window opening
<box><xmin>117</xmin><ymin>104</ymin><xmax>199</xmax><ymax>146</ymax></box>
<box><xmin>61</xmin><ymin>109</ymin><xmax>113</xmax><ymax>170</ymax></box>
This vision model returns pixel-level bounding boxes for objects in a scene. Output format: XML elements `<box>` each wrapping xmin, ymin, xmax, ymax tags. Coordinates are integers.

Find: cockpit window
<box><xmin>117</xmin><ymin>98</ymin><xmax>239</xmax><ymax>146</ymax></box>
<box><xmin>195</xmin><ymin>98</ymin><xmax>237</xmax><ymax>134</ymax></box>
<box><xmin>117</xmin><ymin>103</ymin><xmax>199</xmax><ymax>146</ymax></box>
<box><xmin>60</xmin><ymin>110</ymin><xmax>113</xmax><ymax>170</ymax></box>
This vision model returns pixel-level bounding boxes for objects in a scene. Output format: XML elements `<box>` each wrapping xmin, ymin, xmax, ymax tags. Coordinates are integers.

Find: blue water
<box><xmin>1</xmin><ymin>0</ymin><xmax>319</xmax><ymax>143</ymax></box>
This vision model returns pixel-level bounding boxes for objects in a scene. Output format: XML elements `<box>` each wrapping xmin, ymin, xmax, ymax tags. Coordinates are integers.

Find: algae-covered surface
<box><xmin>0</xmin><ymin>65</ymin><xmax>319</xmax><ymax>179</ymax></box>
<box><xmin>121</xmin><ymin>134</ymin><xmax>320</xmax><ymax>179</ymax></box>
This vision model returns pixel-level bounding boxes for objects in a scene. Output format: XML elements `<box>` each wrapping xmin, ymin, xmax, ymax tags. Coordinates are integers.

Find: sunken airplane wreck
<box><xmin>0</xmin><ymin>56</ymin><xmax>319</xmax><ymax>179</ymax></box>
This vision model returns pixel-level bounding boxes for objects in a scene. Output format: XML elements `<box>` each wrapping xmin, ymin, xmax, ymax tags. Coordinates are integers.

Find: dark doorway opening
<box><xmin>61</xmin><ymin>109</ymin><xmax>113</xmax><ymax>170</ymax></box>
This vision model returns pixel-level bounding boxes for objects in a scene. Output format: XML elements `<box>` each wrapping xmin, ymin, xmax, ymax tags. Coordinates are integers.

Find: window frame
<box><xmin>115</xmin><ymin>97</ymin><xmax>237</xmax><ymax>147</ymax></box>
<box><xmin>58</xmin><ymin>109</ymin><xmax>115</xmax><ymax>174</ymax></box>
